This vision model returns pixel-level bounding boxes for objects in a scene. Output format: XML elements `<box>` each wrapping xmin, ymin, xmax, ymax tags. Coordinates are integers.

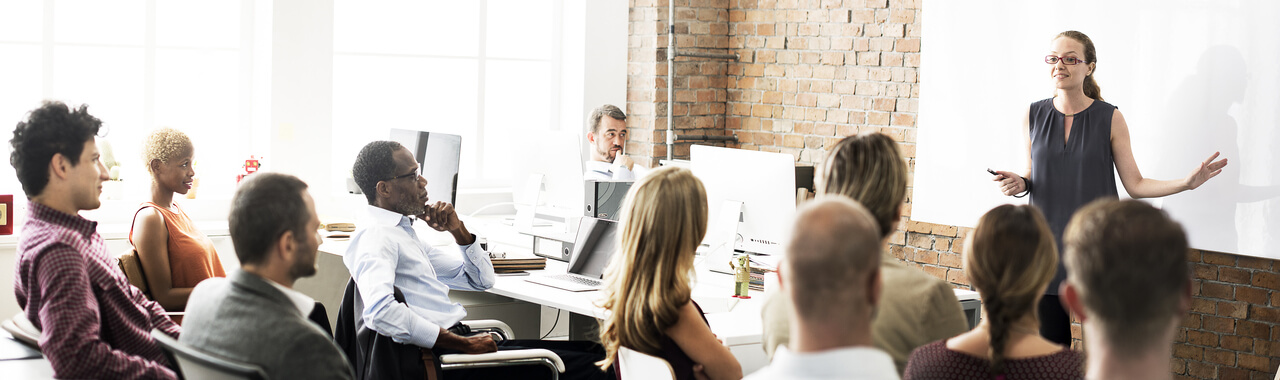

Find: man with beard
<box><xmin>583</xmin><ymin>104</ymin><xmax>647</xmax><ymax>181</ymax></box>
<box><xmin>180</xmin><ymin>173</ymin><xmax>353</xmax><ymax>380</ymax></box>
<box><xmin>342</xmin><ymin>141</ymin><xmax>610</xmax><ymax>380</ymax></box>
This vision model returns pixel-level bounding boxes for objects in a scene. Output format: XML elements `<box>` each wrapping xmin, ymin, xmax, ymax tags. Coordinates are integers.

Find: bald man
<box><xmin>747</xmin><ymin>197</ymin><xmax>898</xmax><ymax>379</ymax></box>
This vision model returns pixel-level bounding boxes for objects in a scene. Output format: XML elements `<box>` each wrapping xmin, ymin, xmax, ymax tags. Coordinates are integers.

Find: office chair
<box><xmin>2</xmin><ymin>313</ymin><xmax>41</xmax><ymax>351</ymax></box>
<box><xmin>117</xmin><ymin>249</ymin><xmax>154</xmax><ymax>299</ymax></box>
<box><xmin>151</xmin><ymin>329</ymin><xmax>268</xmax><ymax>380</ymax></box>
<box><xmin>335</xmin><ymin>279</ymin><xmax>564</xmax><ymax>380</ymax></box>
<box><xmin>117</xmin><ymin>249</ymin><xmax>188</xmax><ymax>321</ymax></box>
<box><xmin>617</xmin><ymin>346</ymin><xmax>675</xmax><ymax>380</ymax></box>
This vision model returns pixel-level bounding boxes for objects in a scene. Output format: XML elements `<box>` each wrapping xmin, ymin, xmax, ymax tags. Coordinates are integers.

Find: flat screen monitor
<box><xmin>510</xmin><ymin>130</ymin><xmax>586</xmax><ymax>220</ymax></box>
<box><xmin>691</xmin><ymin>145</ymin><xmax>796</xmax><ymax>256</ymax></box>
<box><xmin>567</xmin><ymin>217</ymin><xmax>620</xmax><ymax>279</ymax></box>
<box><xmin>389</xmin><ymin>129</ymin><xmax>462</xmax><ymax>206</ymax></box>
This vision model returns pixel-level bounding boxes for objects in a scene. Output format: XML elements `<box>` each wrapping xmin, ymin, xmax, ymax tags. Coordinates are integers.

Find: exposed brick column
<box><xmin>628</xmin><ymin>0</ymin><xmax>732</xmax><ymax>166</ymax></box>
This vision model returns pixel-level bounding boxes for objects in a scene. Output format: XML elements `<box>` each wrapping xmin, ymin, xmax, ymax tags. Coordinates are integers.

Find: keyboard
<box><xmin>549</xmin><ymin>274</ymin><xmax>601</xmax><ymax>287</ymax></box>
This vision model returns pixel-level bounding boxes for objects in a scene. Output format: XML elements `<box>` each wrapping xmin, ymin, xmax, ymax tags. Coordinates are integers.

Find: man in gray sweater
<box><xmin>181</xmin><ymin>173</ymin><xmax>353</xmax><ymax>380</ymax></box>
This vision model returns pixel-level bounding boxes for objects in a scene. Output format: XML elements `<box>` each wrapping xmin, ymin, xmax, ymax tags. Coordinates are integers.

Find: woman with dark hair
<box><xmin>903</xmin><ymin>205</ymin><xmax>1083</xmax><ymax>380</ymax></box>
<box><xmin>990</xmin><ymin>30</ymin><xmax>1227</xmax><ymax>344</ymax></box>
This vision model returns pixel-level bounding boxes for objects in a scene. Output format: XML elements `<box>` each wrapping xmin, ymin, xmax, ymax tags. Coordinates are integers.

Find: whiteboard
<box><xmin>914</xmin><ymin>0</ymin><xmax>1280</xmax><ymax>258</ymax></box>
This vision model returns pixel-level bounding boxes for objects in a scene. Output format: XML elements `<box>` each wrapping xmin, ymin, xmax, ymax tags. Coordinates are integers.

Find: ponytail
<box><xmin>1083</xmin><ymin>68</ymin><xmax>1103</xmax><ymax>101</ymax></box>
<box><xmin>985</xmin><ymin>296</ymin><xmax>1013</xmax><ymax>375</ymax></box>
<box><xmin>968</xmin><ymin>204</ymin><xmax>1060</xmax><ymax>377</ymax></box>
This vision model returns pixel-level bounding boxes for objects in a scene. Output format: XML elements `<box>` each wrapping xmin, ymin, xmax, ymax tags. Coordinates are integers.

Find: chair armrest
<box><xmin>439</xmin><ymin>348</ymin><xmax>565</xmax><ymax>373</ymax></box>
<box><xmin>462</xmin><ymin>319</ymin><xmax>514</xmax><ymax>341</ymax></box>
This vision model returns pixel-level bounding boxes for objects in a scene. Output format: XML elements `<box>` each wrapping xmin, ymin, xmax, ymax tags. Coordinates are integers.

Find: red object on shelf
<box><xmin>236</xmin><ymin>156</ymin><xmax>262</xmax><ymax>184</ymax></box>
<box><xmin>1</xmin><ymin>194</ymin><xmax>12</xmax><ymax>235</ymax></box>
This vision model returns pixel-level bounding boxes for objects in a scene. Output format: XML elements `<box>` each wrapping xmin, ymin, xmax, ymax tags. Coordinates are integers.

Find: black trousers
<box><xmin>1038</xmin><ymin>295</ymin><xmax>1072</xmax><ymax>346</ymax></box>
<box><xmin>433</xmin><ymin>339</ymin><xmax>613</xmax><ymax>380</ymax></box>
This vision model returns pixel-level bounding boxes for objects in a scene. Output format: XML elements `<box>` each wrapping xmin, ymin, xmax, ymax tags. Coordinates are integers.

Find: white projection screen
<box><xmin>914</xmin><ymin>0</ymin><xmax>1280</xmax><ymax>259</ymax></box>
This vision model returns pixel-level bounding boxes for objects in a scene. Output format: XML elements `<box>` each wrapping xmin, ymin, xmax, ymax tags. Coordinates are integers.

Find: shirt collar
<box><xmin>771</xmin><ymin>345</ymin><xmax>898</xmax><ymax>377</ymax></box>
<box><xmin>263</xmin><ymin>277</ymin><xmax>315</xmax><ymax>316</ymax></box>
<box><xmin>584</xmin><ymin>160</ymin><xmax>614</xmax><ymax>173</ymax></box>
<box><xmin>27</xmin><ymin>200</ymin><xmax>97</xmax><ymax>237</ymax></box>
<box><xmin>361</xmin><ymin>204</ymin><xmax>414</xmax><ymax>228</ymax></box>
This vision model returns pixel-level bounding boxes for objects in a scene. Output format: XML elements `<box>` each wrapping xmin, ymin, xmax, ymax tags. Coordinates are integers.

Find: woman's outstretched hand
<box><xmin>1185</xmin><ymin>152</ymin><xmax>1228</xmax><ymax>191</ymax></box>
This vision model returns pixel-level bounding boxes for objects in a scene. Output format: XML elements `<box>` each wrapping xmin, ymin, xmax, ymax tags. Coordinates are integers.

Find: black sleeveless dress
<box><xmin>613</xmin><ymin>301</ymin><xmax>708</xmax><ymax>380</ymax></box>
<box><xmin>1028</xmin><ymin>98</ymin><xmax>1119</xmax><ymax>294</ymax></box>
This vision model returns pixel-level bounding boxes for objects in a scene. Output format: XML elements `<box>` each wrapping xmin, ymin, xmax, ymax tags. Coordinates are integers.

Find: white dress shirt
<box><xmin>745</xmin><ymin>346</ymin><xmax>901</xmax><ymax>380</ymax></box>
<box><xmin>343</xmin><ymin>205</ymin><xmax>496</xmax><ymax>349</ymax></box>
<box><xmin>265</xmin><ymin>277</ymin><xmax>316</xmax><ymax>317</ymax></box>
<box><xmin>584</xmin><ymin>160</ymin><xmax>645</xmax><ymax>181</ymax></box>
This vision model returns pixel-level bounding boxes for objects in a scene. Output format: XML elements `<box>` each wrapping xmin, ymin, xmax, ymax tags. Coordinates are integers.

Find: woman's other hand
<box><xmin>1184</xmin><ymin>152</ymin><xmax>1228</xmax><ymax>190</ymax></box>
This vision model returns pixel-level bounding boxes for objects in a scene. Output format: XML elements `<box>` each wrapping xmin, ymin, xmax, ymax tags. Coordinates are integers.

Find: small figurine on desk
<box><xmin>732</xmin><ymin>255</ymin><xmax>751</xmax><ymax>299</ymax></box>
<box><xmin>237</xmin><ymin>155</ymin><xmax>261</xmax><ymax>184</ymax></box>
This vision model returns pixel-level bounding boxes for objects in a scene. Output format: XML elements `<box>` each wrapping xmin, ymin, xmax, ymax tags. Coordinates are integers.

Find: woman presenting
<box><xmin>992</xmin><ymin>30</ymin><xmax>1227</xmax><ymax>345</ymax></box>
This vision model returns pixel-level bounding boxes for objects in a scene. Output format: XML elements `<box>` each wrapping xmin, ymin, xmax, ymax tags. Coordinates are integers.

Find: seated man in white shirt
<box><xmin>583</xmin><ymin>104</ymin><xmax>647</xmax><ymax>181</ymax></box>
<box><xmin>344</xmin><ymin>140</ymin><xmax>610</xmax><ymax>380</ymax></box>
<box><xmin>747</xmin><ymin>197</ymin><xmax>899</xmax><ymax>380</ymax></box>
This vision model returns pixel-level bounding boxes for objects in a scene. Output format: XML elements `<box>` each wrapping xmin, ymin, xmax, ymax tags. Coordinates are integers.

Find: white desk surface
<box><xmin>320</xmin><ymin>215</ymin><xmax>980</xmax><ymax>348</ymax></box>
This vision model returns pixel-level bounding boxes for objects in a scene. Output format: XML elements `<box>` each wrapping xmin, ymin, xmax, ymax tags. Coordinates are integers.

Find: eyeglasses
<box><xmin>1045</xmin><ymin>55</ymin><xmax>1087</xmax><ymax>65</ymax></box>
<box><xmin>381</xmin><ymin>171</ymin><xmax>420</xmax><ymax>182</ymax></box>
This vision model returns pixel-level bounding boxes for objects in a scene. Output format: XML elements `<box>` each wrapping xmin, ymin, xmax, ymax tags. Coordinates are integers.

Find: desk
<box><xmin>319</xmin><ymin>216</ymin><xmax>981</xmax><ymax>375</ymax></box>
<box><xmin>0</xmin><ymin>332</ymin><xmax>53</xmax><ymax>379</ymax></box>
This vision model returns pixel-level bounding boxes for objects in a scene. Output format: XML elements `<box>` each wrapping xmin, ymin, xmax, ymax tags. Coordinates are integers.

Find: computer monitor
<box><xmin>566</xmin><ymin>217</ymin><xmax>620</xmax><ymax>279</ymax></box>
<box><xmin>389</xmin><ymin>129</ymin><xmax>462</xmax><ymax>205</ymax></box>
<box><xmin>510</xmin><ymin>130</ymin><xmax>587</xmax><ymax>225</ymax></box>
<box><xmin>691</xmin><ymin>145</ymin><xmax>796</xmax><ymax>256</ymax></box>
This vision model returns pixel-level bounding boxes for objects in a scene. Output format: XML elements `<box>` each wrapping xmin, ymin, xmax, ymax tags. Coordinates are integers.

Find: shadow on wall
<box><xmin>1157</xmin><ymin>45</ymin><xmax>1280</xmax><ymax>257</ymax></box>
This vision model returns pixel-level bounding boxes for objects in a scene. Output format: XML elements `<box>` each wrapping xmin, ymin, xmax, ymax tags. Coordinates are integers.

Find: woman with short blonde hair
<box><xmin>597</xmin><ymin>166</ymin><xmax>741</xmax><ymax>380</ymax></box>
<box><xmin>130</xmin><ymin>127</ymin><xmax>225</xmax><ymax>315</ymax></box>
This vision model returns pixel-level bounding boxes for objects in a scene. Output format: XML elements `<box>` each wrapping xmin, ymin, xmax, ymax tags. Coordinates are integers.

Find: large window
<box><xmin>331</xmin><ymin>0</ymin><xmax>563</xmax><ymax>188</ymax></box>
<box><xmin>0</xmin><ymin>0</ymin><xmax>256</xmax><ymax>201</ymax></box>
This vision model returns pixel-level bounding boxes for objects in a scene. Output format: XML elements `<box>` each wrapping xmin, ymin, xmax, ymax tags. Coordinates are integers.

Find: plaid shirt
<box><xmin>15</xmin><ymin>201</ymin><xmax>181</xmax><ymax>379</ymax></box>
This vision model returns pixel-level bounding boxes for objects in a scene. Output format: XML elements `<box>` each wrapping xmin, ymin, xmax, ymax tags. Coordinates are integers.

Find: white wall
<box><xmin>2</xmin><ymin>0</ymin><xmax>630</xmax><ymax>327</ymax></box>
<box><xmin>914</xmin><ymin>0</ymin><xmax>1280</xmax><ymax>258</ymax></box>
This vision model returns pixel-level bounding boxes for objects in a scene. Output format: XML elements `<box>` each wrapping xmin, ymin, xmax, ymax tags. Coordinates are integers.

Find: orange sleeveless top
<box><xmin>129</xmin><ymin>202</ymin><xmax>226</xmax><ymax>290</ymax></box>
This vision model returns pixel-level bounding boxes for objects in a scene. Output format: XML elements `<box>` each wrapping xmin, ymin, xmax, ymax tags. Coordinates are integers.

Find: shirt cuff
<box><xmin>410</xmin><ymin>316</ymin><xmax>442</xmax><ymax>348</ymax></box>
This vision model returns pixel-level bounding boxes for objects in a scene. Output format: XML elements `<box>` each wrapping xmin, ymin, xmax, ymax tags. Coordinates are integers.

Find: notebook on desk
<box><xmin>525</xmin><ymin>217</ymin><xmax>619</xmax><ymax>292</ymax></box>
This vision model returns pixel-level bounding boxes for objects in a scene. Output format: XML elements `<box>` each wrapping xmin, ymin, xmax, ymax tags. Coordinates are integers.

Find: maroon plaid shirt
<box><xmin>15</xmin><ymin>201</ymin><xmax>181</xmax><ymax>379</ymax></box>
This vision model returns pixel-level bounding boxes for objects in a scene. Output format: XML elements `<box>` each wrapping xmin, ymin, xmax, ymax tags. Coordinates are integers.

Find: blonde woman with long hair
<box><xmin>596</xmin><ymin>166</ymin><xmax>742</xmax><ymax>380</ymax></box>
<box><xmin>903</xmin><ymin>205</ymin><xmax>1083</xmax><ymax>379</ymax></box>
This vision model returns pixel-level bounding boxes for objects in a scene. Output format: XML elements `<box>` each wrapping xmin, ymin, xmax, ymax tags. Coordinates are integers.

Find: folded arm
<box><xmin>35</xmin><ymin>245</ymin><xmax>178</xmax><ymax>380</ymax></box>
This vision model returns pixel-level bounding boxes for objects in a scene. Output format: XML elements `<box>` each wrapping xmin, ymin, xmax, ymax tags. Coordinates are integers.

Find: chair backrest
<box><xmin>3</xmin><ymin>313</ymin><xmax>41</xmax><ymax>350</ymax></box>
<box><xmin>618</xmin><ymin>346</ymin><xmax>675</xmax><ymax>380</ymax></box>
<box><xmin>117</xmin><ymin>249</ymin><xmax>154</xmax><ymax>299</ymax></box>
<box><xmin>150</xmin><ymin>329</ymin><xmax>268</xmax><ymax>380</ymax></box>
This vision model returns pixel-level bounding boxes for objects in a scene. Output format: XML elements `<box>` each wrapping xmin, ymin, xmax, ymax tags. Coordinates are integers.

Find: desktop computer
<box><xmin>388</xmin><ymin>129</ymin><xmax>462</xmax><ymax>205</ymax></box>
<box><xmin>511</xmin><ymin>131</ymin><xmax>587</xmax><ymax>261</ymax></box>
<box><xmin>692</xmin><ymin>145</ymin><xmax>798</xmax><ymax>257</ymax></box>
<box><xmin>584</xmin><ymin>180</ymin><xmax>633</xmax><ymax>221</ymax></box>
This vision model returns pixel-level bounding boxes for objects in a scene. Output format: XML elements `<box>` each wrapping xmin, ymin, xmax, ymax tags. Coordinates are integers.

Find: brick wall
<box><xmin>626</xmin><ymin>0</ymin><xmax>1280</xmax><ymax>378</ymax></box>
<box><xmin>627</xmin><ymin>0</ymin><xmax>734</xmax><ymax>168</ymax></box>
